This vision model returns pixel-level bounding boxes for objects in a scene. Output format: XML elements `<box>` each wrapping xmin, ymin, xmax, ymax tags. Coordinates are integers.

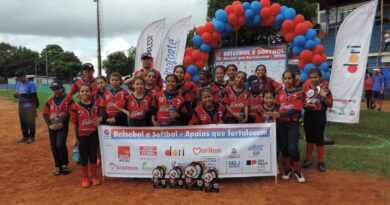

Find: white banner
<box><xmin>135</xmin><ymin>18</ymin><xmax>166</xmax><ymax>72</ymax></box>
<box><xmin>327</xmin><ymin>0</ymin><xmax>378</xmax><ymax>123</ymax></box>
<box><xmin>98</xmin><ymin>123</ymin><xmax>277</xmax><ymax>178</ymax></box>
<box><xmin>154</xmin><ymin>16</ymin><xmax>192</xmax><ymax>82</ymax></box>
<box><xmin>214</xmin><ymin>45</ymin><xmax>287</xmax><ymax>83</ymax></box>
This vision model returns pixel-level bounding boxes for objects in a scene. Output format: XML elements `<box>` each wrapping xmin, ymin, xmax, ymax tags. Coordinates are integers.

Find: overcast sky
<box><xmin>0</xmin><ymin>0</ymin><xmax>207</xmax><ymax>66</ymax></box>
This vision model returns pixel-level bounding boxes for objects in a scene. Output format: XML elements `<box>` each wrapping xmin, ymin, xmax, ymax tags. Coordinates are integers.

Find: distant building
<box><xmin>7</xmin><ymin>75</ymin><xmax>56</xmax><ymax>85</ymax></box>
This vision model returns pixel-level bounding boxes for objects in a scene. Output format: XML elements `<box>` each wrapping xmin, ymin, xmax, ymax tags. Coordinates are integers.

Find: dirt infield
<box><xmin>0</xmin><ymin>97</ymin><xmax>389</xmax><ymax>205</ymax></box>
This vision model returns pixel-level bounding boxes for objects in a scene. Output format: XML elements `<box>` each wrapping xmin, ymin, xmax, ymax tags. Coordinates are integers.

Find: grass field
<box><xmin>1</xmin><ymin>89</ymin><xmax>390</xmax><ymax>176</ymax></box>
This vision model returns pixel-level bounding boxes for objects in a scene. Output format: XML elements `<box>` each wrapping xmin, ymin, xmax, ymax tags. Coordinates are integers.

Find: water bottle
<box><xmin>239</xmin><ymin>112</ymin><xmax>245</xmax><ymax>120</ymax></box>
<box><xmin>169</xmin><ymin>104</ymin><xmax>176</xmax><ymax>120</ymax></box>
<box><xmin>72</xmin><ymin>145</ymin><xmax>79</xmax><ymax>163</ymax></box>
<box><xmin>265</xmin><ymin>115</ymin><xmax>270</xmax><ymax>123</ymax></box>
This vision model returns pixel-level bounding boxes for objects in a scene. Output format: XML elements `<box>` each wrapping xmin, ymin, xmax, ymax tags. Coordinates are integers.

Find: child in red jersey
<box><xmin>102</xmin><ymin>72</ymin><xmax>128</xmax><ymax>126</ymax></box>
<box><xmin>226</xmin><ymin>64</ymin><xmax>238</xmax><ymax>86</ymax></box>
<box><xmin>223</xmin><ymin>71</ymin><xmax>249</xmax><ymax>124</ymax></box>
<box><xmin>144</xmin><ymin>70</ymin><xmax>161</xmax><ymax>96</ymax></box>
<box><xmin>213</xmin><ymin>65</ymin><xmax>230</xmax><ymax>89</ymax></box>
<box><xmin>274</xmin><ymin>70</ymin><xmax>305</xmax><ymax>183</ymax></box>
<box><xmin>152</xmin><ymin>74</ymin><xmax>187</xmax><ymax>126</ymax></box>
<box><xmin>247</xmin><ymin>75</ymin><xmax>263</xmax><ymax>123</ymax></box>
<box><xmin>115</xmin><ymin>77</ymin><xmax>153</xmax><ymax>127</ymax></box>
<box><xmin>43</xmin><ymin>81</ymin><xmax>74</xmax><ymax>176</ymax></box>
<box><xmin>302</xmin><ymin>68</ymin><xmax>333</xmax><ymax>172</ymax></box>
<box><xmin>257</xmin><ymin>90</ymin><xmax>279</xmax><ymax>123</ymax></box>
<box><xmin>68</xmin><ymin>63</ymin><xmax>98</xmax><ymax>98</ymax></box>
<box><xmin>174</xmin><ymin>65</ymin><xmax>196</xmax><ymax>125</ymax></box>
<box><xmin>255</xmin><ymin>64</ymin><xmax>282</xmax><ymax>93</ymax></box>
<box><xmin>94</xmin><ymin>76</ymin><xmax>106</xmax><ymax>167</ymax></box>
<box><xmin>70</xmin><ymin>84</ymin><xmax>102</xmax><ymax>188</ymax></box>
<box><xmin>190</xmin><ymin>87</ymin><xmax>225</xmax><ymax>125</ymax></box>
<box><xmin>194</xmin><ymin>70</ymin><xmax>223</xmax><ymax>104</ymax></box>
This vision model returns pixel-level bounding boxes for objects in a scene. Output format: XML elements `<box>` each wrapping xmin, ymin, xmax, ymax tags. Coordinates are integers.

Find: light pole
<box><xmin>94</xmin><ymin>0</ymin><xmax>102</xmax><ymax>76</ymax></box>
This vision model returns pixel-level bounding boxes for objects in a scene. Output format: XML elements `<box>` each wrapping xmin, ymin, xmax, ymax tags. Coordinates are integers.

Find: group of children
<box><xmin>43</xmin><ymin>53</ymin><xmax>333</xmax><ymax>187</ymax></box>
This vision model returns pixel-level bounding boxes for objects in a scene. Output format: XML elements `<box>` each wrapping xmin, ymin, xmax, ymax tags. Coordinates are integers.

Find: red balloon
<box><xmin>184</xmin><ymin>73</ymin><xmax>192</xmax><ymax>81</ymax></box>
<box><xmin>233</xmin><ymin>25</ymin><xmax>241</xmax><ymax>32</ymax></box>
<box><xmin>294</xmin><ymin>14</ymin><xmax>305</xmax><ymax>24</ymax></box>
<box><xmin>211</xmin><ymin>41</ymin><xmax>218</xmax><ymax>48</ymax></box>
<box><xmin>232</xmin><ymin>1</ymin><xmax>241</xmax><ymax>6</ymax></box>
<box><xmin>282</xmin><ymin>20</ymin><xmax>295</xmax><ymax>32</ymax></box>
<box><xmin>234</xmin><ymin>4</ymin><xmax>244</xmax><ymax>16</ymax></box>
<box><xmin>212</xmin><ymin>31</ymin><xmax>221</xmax><ymax>41</ymax></box>
<box><xmin>228</xmin><ymin>14</ymin><xmax>238</xmax><ymax>25</ymax></box>
<box><xmin>260</xmin><ymin>7</ymin><xmax>272</xmax><ymax>19</ymax></box>
<box><xmin>284</xmin><ymin>32</ymin><xmax>296</xmax><ymax>42</ymax></box>
<box><xmin>262</xmin><ymin>16</ymin><xmax>275</xmax><ymax>26</ymax></box>
<box><xmin>322</xmin><ymin>54</ymin><xmax>327</xmax><ymax>62</ymax></box>
<box><xmin>195</xmin><ymin>60</ymin><xmax>206</xmax><ymax>69</ymax></box>
<box><xmin>298</xmin><ymin>60</ymin><xmax>306</xmax><ymax>69</ymax></box>
<box><xmin>261</xmin><ymin>0</ymin><xmax>271</xmax><ymax>7</ymax></box>
<box><xmin>184</xmin><ymin>48</ymin><xmax>193</xmax><ymax>56</ymax></box>
<box><xmin>238</xmin><ymin>16</ymin><xmax>246</xmax><ymax>26</ymax></box>
<box><xmin>270</xmin><ymin>3</ymin><xmax>281</xmax><ymax>16</ymax></box>
<box><xmin>313</xmin><ymin>45</ymin><xmax>325</xmax><ymax>55</ymax></box>
<box><xmin>300</xmin><ymin>50</ymin><xmax>313</xmax><ymax>63</ymax></box>
<box><xmin>225</xmin><ymin>5</ymin><xmax>233</xmax><ymax>14</ymax></box>
<box><xmin>200</xmin><ymin>52</ymin><xmax>209</xmax><ymax>62</ymax></box>
<box><xmin>196</xmin><ymin>26</ymin><xmax>206</xmax><ymax>35</ymax></box>
<box><xmin>201</xmin><ymin>32</ymin><xmax>213</xmax><ymax>44</ymax></box>
<box><xmin>304</xmin><ymin>21</ymin><xmax>313</xmax><ymax>29</ymax></box>
<box><xmin>183</xmin><ymin>56</ymin><xmax>194</xmax><ymax>67</ymax></box>
<box><xmin>204</xmin><ymin>22</ymin><xmax>215</xmax><ymax>33</ymax></box>
<box><xmin>192</xmin><ymin>50</ymin><xmax>202</xmax><ymax>61</ymax></box>
<box><xmin>295</xmin><ymin>23</ymin><xmax>308</xmax><ymax>35</ymax></box>
<box><xmin>312</xmin><ymin>54</ymin><xmax>323</xmax><ymax>66</ymax></box>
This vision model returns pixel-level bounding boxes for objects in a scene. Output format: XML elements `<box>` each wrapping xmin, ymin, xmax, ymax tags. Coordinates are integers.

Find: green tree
<box><xmin>127</xmin><ymin>46</ymin><xmax>136</xmax><ymax>75</ymax></box>
<box><xmin>103</xmin><ymin>51</ymin><xmax>132</xmax><ymax>76</ymax></box>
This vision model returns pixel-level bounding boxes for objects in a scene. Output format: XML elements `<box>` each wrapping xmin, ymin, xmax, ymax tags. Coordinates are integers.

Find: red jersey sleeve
<box><xmin>70</xmin><ymin>104</ymin><xmax>78</xmax><ymax>124</ymax></box>
<box><xmin>271</xmin><ymin>78</ymin><xmax>282</xmax><ymax>90</ymax></box>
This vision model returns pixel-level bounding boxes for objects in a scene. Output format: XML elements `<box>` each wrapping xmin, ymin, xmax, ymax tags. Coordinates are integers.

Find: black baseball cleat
<box><xmin>282</xmin><ymin>169</ymin><xmax>292</xmax><ymax>180</ymax></box>
<box><xmin>17</xmin><ymin>137</ymin><xmax>27</xmax><ymax>143</ymax></box>
<box><xmin>294</xmin><ymin>170</ymin><xmax>306</xmax><ymax>183</ymax></box>
<box><xmin>318</xmin><ymin>163</ymin><xmax>326</xmax><ymax>172</ymax></box>
<box><xmin>302</xmin><ymin>160</ymin><xmax>313</xmax><ymax>168</ymax></box>
<box><xmin>26</xmin><ymin>138</ymin><xmax>35</xmax><ymax>144</ymax></box>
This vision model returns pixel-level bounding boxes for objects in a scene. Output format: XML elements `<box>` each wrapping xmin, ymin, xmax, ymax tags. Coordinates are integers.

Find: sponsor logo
<box><xmin>248</xmin><ymin>144</ymin><xmax>264</xmax><ymax>156</ymax></box>
<box><xmin>118</xmin><ymin>146</ymin><xmax>130</xmax><ymax>162</ymax></box>
<box><xmin>165</xmin><ymin>146</ymin><xmax>185</xmax><ymax>157</ymax></box>
<box><xmin>142</xmin><ymin>161</ymin><xmax>155</xmax><ymax>171</ymax></box>
<box><xmin>349</xmin><ymin>110</ymin><xmax>355</xmax><ymax>116</ymax></box>
<box><xmin>171</xmin><ymin>161</ymin><xmax>190</xmax><ymax>168</ymax></box>
<box><xmin>104</xmin><ymin>129</ymin><xmax>110</xmax><ymax>135</ymax></box>
<box><xmin>227</xmin><ymin>148</ymin><xmax>241</xmax><ymax>172</ymax></box>
<box><xmin>108</xmin><ymin>162</ymin><xmax>138</xmax><ymax>171</ymax></box>
<box><xmin>192</xmin><ymin>147</ymin><xmax>221</xmax><ymax>156</ymax></box>
<box><xmin>140</xmin><ymin>146</ymin><xmax>157</xmax><ymax>156</ymax></box>
<box><xmin>228</xmin><ymin>160</ymin><xmax>240</xmax><ymax>168</ymax></box>
<box><xmin>201</xmin><ymin>156</ymin><xmax>219</xmax><ymax>169</ymax></box>
<box><xmin>246</xmin><ymin>160</ymin><xmax>258</xmax><ymax>166</ymax></box>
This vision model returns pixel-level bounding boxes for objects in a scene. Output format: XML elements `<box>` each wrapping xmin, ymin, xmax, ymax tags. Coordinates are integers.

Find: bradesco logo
<box><xmin>118</xmin><ymin>146</ymin><xmax>130</xmax><ymax>162</ymax></box>
<box><xmin>165</xmin><ymin>146</ymin><xmax>185</xmax><ymax>157</ymax></box>
<box><xmin>140</xmin><ymin>146</ymin><xmax>157</xmax><ymax>156</ymax></box>
<box><xmin>192</xmin><ymin>147</ymin><xmax>221</xmax><ymax>156</ymax></box>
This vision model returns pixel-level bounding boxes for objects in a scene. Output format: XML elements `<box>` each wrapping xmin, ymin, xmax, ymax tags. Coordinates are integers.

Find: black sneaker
<box><xmin>294</xmin><ymin>170</ymin><xmax>306</xmax><ymax>183</ymax></box>
<box><xmin>52</xmin><ymin>167</ymin><xmax>61</xmax><ymax>176</ymax></box>
<box><xmin>26</xmin><ymin>138</ymin><xmax>35</xmax><ymax>144</ymax></box>
<box><xmin>318</xmin><ymin>163</ymin><xmax>326</xmax><ymax>172</ymax></box>
<box><xmin>61</xmin><ymin>165</ymin><xmax>71</xmax><ymax>175</ymax></box>
<box><xmin>17</xmin><ymin>137</ymin><xmax>27</xmax><ymax>143</ymax></box>
<box><xmin>282</xmin><ymin>169</ymin><xmax>292</xmax><ymax>180</ymax></box>
<box><xmin>302</xmin><ymin>160</ymin><xmax>313</xmax><ymax>169</ymax></box>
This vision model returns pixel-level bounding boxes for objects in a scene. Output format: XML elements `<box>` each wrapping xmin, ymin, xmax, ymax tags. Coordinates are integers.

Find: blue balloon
<box><xmin>251</xmin><ymin>1</ymin><xmax>262</xmax><ymax>13</ymax></box>
<box><xmin>275</xmin><ymin>13</ymin><xmax>285</xmax><ymax>23</ymax></box>
<box><xmin>281</xmin><ymin>6</ymin><xmax>288</xmax><ymax>13</ymax></box>
<box><xmin>305</xmin><ymin>29</ymin><xmax>317</xmax><ymax>40</ymax></box>
<box><xmin>300</xmin><ymin>72</ymin><xmax>308</xmax><ymax>83</ymax></box>
<box><xmin>224</xmin><ymin>23</ymin><xmax>233</xmax><ymax>33</ymax></box>
<box><xmin>284</xmin><ymin>8</ymin><xmax>296</xmax><ymax>20</ymax></box>
<box><xmin>304</xmin><ymin>40</ymin><xmax>316</xmax><ymax>50</ymax></box>
<box><xmin>215</xmin><ymin>9</ymin><xmax>228</xmax><ymax>22</ymax></box>
<box><xmin>322</xmin><ymin>71</ymin><xmax>330</xmax><ymax>81</ymax></box>
<box><xmin>192</xmin><ymin>35</ymin><xmax>202</xmax><ymax>46</ymax></box>
<box><xmin>319</xmin><ymin>62</ymin><xmax>329</xmax><ymax>71</ymax></box>
<box><xmin>192</xmin><ymin>74</ymin><xmax>200</xmax><ymax>83</ymax></box>
<box><xmin>294</xmin><ymin>35</ymin><xmax>306</xmax><ymax>48</ymax></box>
<box><xmin>186</xmin><ymin>65</ymin><xmax>198</xmax><ymax>76</ymax></box>
<box><xmin>292</xmin><ymin>46</ymin><xmax>303</xmax><ymax>56</ymax></box>
<box><xmin>243</xmin><ymin>2</ymin><xmax>251</xmax><ymax>9</ymax></box>
<box><xmin>290</xmin><ymin>42</ymin><xmax>295</xmax><ymax>48</ymax></box>
<box><xmin>244</xmin><ymin>9</ymin><xmax>255</xmax><ymax>19</ymax></box>
<box><xmin>314</xmin><ymin>37</ymin><xmax>321</xmax><ymax>44</ymax></box>
<box><xmin>200</xmin><ymin>43</ymin><xmax>211</xmax><ymax>53</ymax></box>
<box><xmin>253</xmin><ymin>15</ymin><xmax>262</xmax><ymax>25</ymax></box>
<box><xmin>272</xmin><ymin>22</ymin><xmax>282</xmax><ymax>30</ymax></box>
<box><xmin>304</xmin><ymin>63</ymin><xmax>316</xmax><ymax>73</ymax></box>
<box><xmin>245</xmin><ymin>17</ymin><xmax>253</xmax><ymax>26</ymax></box>
<box><xmin>212</xmin><ymin>19</ymin><xmax>224</xmax><ymax>32</ymax></box>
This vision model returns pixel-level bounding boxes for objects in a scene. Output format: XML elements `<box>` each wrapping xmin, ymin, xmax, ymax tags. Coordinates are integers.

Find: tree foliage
<box><xmin>103</xmin><ymin>46</ymin><xmax>136</xmax><ymax>76</ymax></box>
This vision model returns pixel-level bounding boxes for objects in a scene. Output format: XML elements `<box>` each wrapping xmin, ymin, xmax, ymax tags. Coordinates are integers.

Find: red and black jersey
<box><xmin>69</xmin><ymin>78</ymin><xmax>98</xmax><ymax>98</ymax></box>
<box><xmin>177</xmin><ymin>81</ymin><xmax>196</xmax><ymax>103</ymax></box>
<box><xmin>276</xmin><ymin>89</ymin><xmax>304</xmax><ymax>122</ymax></box>
<box><xmin>70</xmin><ymin>101</ymin><xmax>100</xmax><ymax>137</ymax></box>
<box><xmin>302</xmin><ymin>80</ymin><xmax>329</xmax><ymax>92</ymax></box>
<box><xmin>303</xmin><ymin>82</ymin><xmax>333</xmax><ymax>111</ymax></box>
<box><xmin>134</xmin><ymin>68</ymin><xmax>163</xmax><ymax>88</ymax></box>
<box><xmin>214</xmin><ymin>81</ymin><xmax>230</xmax><ymax>90</ymax></box>
<box><xmin>43</xmin><ymin>94</ymin><xmax>74</xmax><ymax>124</ymax></box>
<box><xmin>126</xmin><ymin>93</ymin><xmax>153</xmax><ymax>120</ymax></box>
<box><xmin>257</xmin><ymin>104</ymin><xmax>279</xmax><ymax>123</ymax></box>
<box><xmin>145</xmin><ymin>85</ymin><xmax>161</xmax><ymax>103</ymax></box>
<box><xmin>248</xmin><ymin>92</ymin><xmax>263</xmax><ymax>122</ymax></box>
<box><xmin>191</xmin><ymin>103</ymin><xmax>225</xmax><ymax>125</ymax></box>
<box><xmin>101</xmin><ymin>88</ymin><xmax>128</xmax><ymax>118</ymax></box>
<box><xmin>154</xmin><ymin>90</ymin><xmax>186</xmax><ymax>125</ymax></box>
<box><xmin>259</xmin><ymin>77</ymin><xmax>282</xmax><ymax>92</ymax></box>
<box><xmin>223</xmin><ymin>86</ymin><xmax>250</xmax><ymax>119</ymax></box>
<box><xmin>194</xmin><ymin>83</ymin><xmax>223</xmax><ymax>104</ymax></box>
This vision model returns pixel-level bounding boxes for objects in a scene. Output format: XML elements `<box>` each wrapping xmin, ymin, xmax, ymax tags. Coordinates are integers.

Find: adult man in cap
<box><xmin>14</xmin><ymin>70</ymin><xmax>39</xmax><ymax>144</ymax></box>
<box><xmin>68</xmin><ymin>63</ymin><xmax>98</xmax><ymax>98</ymax></box>
<box><xmin>132</xmin><ymin>52</ymin><xmax>163</xmax><ymax>88</ymax></box>
<box><xmin>372</xmin><ymin>68</ymin><xmax>385</xmax><ymax>111</ymax></box>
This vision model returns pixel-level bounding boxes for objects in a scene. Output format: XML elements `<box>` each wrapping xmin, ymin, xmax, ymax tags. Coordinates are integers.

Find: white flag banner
<box><xmin>327</xmin><ymin>0</ymin><xmax>378</xmax><ymax>123</ymax></box>
<box><xmin>135</xmin><ymin>18</ymin><xmax>166</xmax><ymax>72</ymax></box>
<box><xmin>154</xmin><ymin>16</ymin><xmax>192</xmax><ymax>81</ymax></box>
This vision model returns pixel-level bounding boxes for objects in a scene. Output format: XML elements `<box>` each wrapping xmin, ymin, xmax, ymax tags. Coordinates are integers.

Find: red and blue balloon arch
<box><xmin>182</xmin><ymin>0</ymin><xmax>330</xmax><ymax>83</ymax></box>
